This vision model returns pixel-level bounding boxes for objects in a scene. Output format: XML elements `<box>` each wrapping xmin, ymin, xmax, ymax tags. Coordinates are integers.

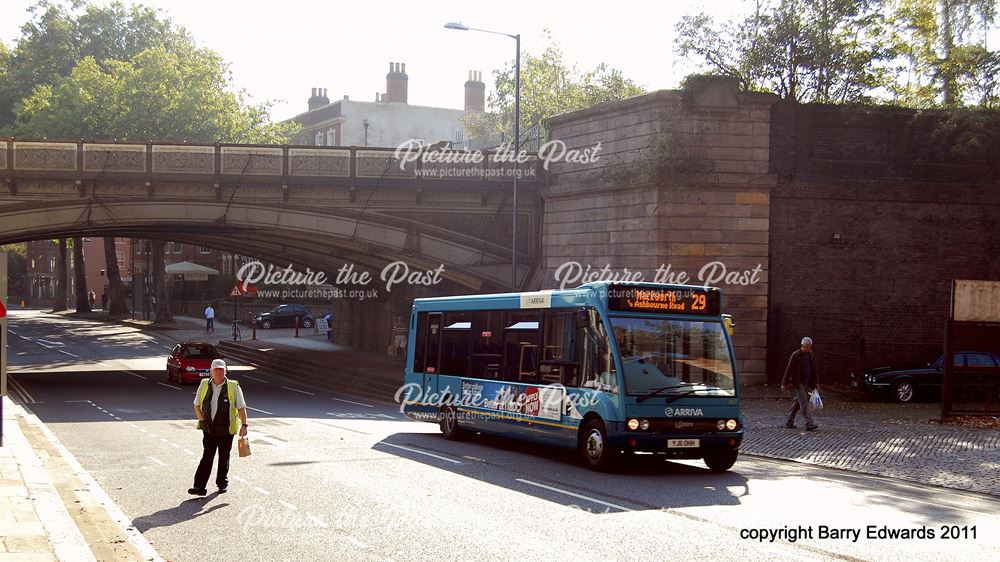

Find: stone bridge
<box><xmin>0</xmin><ymin>140</ymin><xmax>542</xmax><ymax>292</ymax></box>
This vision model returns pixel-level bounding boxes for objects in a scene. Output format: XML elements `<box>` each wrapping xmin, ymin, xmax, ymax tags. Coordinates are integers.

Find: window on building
<box><xmin>315</xmin><ymin>131</ymin><xmax>324</xmax><ymax>146</ymax></box>
<box><xmin>167</xmin><ymin>242</ymin><xmax>182</xmax><ymax>254</ymax></box>
<box><xmin>198</xmin><ymin>246</ymin><xmax>211</xmax><ymax>255</ymax></box>
<box><xmin>326</xmin><ymin>128</ymin><xmax>337</xmax><ymax>146</ymax></box>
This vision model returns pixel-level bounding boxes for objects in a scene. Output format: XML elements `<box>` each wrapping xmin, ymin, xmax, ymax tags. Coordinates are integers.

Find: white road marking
<box><xmin>252</xmin><ymin>432</ymin><xmax>286</xmax><ymax>447</ymax></box>
<box><xmin>308</xmin><ymin>515</ymin><xmax>328</xmax><ymax>528</ymax></box>
<box><xmin>281</xmin><ymin>386</ymin><xmax>315</xmax><ymax>396</ymax></box>
<box><xmin>156</xmin><ymin>382</ymin><xmax>182</xmax><ymax>391</ymax></box>
<box><xmin>57</xmin><ymin>350</ymin><xmax>81</xmax><ymax>358</ymax></box>
<box><xmin>147</xmin><ymin>456</ymin><xmax>167</xmax><ymax>467</ymax></box>
<box><xmin>247</xmin><ymin>406</ymin><xmax>274</xmax><ymax>415</ymax></box>
<box><xmin>37</xmin><ymin>339</ymin><xmax>62</xmax><ymax>346</ymax></box>
<box><xmin>378</xmin><ymin>442</ymin><xmax>462</xmax><ymax>464</ymax></box>
<box><xmin>254</xmin><ymin>487</ymin><xmax>269</xmax><ymax>495</ymax></box>
<box><xmin>278</xmin><ymin>500</ymin><xmax>297</xmax><ymax>511</ymax></box>
<box><xmin>333</xmin><ymin>398</ymin><xmax>373</xmax><ymax>408</ymax></box>
<box><xmin>183</xmin><ymin>449</ymin><xmax>194</xmax><ymax>455</ymax></box>
<box><xmin>64</xmin><ymin>400</ymin><xmax>92</xmax><ymax>403</ymax></box>
<box><xmin>241</xmin><ymin>375</ymin><xmax>269</xmax><ymax>384</ymax></box>
<box><xmin>138</xmin><ymin>428</ymin><xmax>147</xmax><ymax>433</ymax></box>
<box><xmin>171</xmin><ymin>443</ymin><xmax>180</xmax><ymax>449</ymax></box>
<box><xmin>232</xmin><ymin>475</ymin><xmax>248</xmax><ymax>484</ymax></box>
<box><xmin>159</xmin><ymin>438</ymin><xmax>168</xmax><ymax>443</ymax></box>
<box><xmin>515</xmin><ymin>479</ymin><xmax>631</xmax><ymax>512</ymax></box>
<box><xmin>123</xmin><ymin>371</ymin><xmax>147</xmax><ymax>380</ymax></box>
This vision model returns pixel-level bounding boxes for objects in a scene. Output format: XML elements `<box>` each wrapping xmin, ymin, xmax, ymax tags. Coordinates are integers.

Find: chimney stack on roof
<box><xmin>308</xmin><ymin>87</ymin><xmax>330</xmax><ymax>111</ymax></box>
<box><xmin>383</xmin><ymin>61</ymin><xmax>408</xmax><ymax>104</ymax></box>
<box><xmin>464</xmin><ymin>70</ymin><xmax>485</xmax><ymax>112</ymax></box>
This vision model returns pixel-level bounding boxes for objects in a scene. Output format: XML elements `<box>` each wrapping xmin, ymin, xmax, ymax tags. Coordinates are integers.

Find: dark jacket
<box><xmin>782</xmin><ymin>349</ymin><xmax>819</xmax><ymax>390</ymax></box>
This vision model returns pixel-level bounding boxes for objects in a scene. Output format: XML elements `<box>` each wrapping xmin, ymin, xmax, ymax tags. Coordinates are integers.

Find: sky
<box><xmin>3</xmin><ymin>1</ymin><xmax>998</xmax><ymax>122</ymax></box>
<box><xmin>0</xmin><ymin>0</ymin><xmax>752</xmax><ymax>121</ymax></box>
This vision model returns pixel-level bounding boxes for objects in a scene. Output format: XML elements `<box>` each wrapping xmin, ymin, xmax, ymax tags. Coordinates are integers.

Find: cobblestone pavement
<box><xmin>741</xmin><ymin>397</ymin><xmax>1000</xmax><ymax>497</ymax></box>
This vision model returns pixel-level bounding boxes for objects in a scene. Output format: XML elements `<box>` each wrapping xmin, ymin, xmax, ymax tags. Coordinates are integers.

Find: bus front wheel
<box><xmin>703</xmin><ymin>449</ymin><xmax>738</xmax><ymax>472</ymax></box>
<box><xmin>439</xmin><ymin>406</ymin><xmax>465</xmax><ymax>441</ymax></box>
<box><xmin>579</xmin><ymin>419</ymin><xmax>617</xmax><ymax>471</ymax></box>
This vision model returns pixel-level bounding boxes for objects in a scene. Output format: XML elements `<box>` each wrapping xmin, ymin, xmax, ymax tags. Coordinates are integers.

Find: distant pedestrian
<box><xmin>390</xmin><ymin>315</ymin><xmax>407</xmax><ymax>356</ymax></box>
<box><xmin>189</xmin><ymin>359</ymin><xmax>248</xmax><ymax>496</ymax></box>
<box><xmin>88</xmin><ymin>290</ymin><xmax>97</xmax><ymax>308</ymax></box>
<box><xmin>782</xmin><ymin>336</ymin><xmax>820</xmax><ymax>431</ymax></box>
<box><xmin>205</xmin><ymin>303</ymin><xmax>215</xmax><ymax>333</ymax></box>
<box><xmin>101</xmin><ymin>293</ymin><xmax>108</xmax><ymax>310</ymax></box>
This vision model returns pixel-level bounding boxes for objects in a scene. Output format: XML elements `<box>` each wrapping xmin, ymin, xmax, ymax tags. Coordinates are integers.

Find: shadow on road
<box><xmin>373</xmin><ymin>431</ymin><xmax>751</xmax><ymax>511</ymax></box>
<box><xmin>132</xmin><ymin>496</ymin><xmax>229</xmax><ymax>532</ymax></box>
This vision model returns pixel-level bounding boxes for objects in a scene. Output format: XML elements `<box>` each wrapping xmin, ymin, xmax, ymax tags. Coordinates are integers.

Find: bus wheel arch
<box><xmin>578</xmin><ymin>416</ymin><xmax>618</xmax><ymax>471</ymax></box>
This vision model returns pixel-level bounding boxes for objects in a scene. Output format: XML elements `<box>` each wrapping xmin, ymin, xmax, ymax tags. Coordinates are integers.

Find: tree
<box><xmin>675</xmin><ymin>0</ymin><xmax>896</xmax><ymax>103</ymax></box>
<box><xmin>6</xmin><ymin>1</ymin><xmax>299</xmax><ymax>324</ymax></box>
<box><xmin>890</xmin><ymin>0</ymin><xmax>999</xmax><ymax>107</ymax></box>
<box><xmin>103</xmin><ymin>237</ymin><xmax>129</xmax><ymax>316</ymax></box>
<box><xmin>72</xmin><ymin>236</ymin><xmax>90</xmax><ymax>313</ymax></box>
<box><xmin>463</xmin><ymin>33</ymin><xmax>645</xmax><ymax>144</ymax></box>
<box><xmin>53</xmin><ymin>239</ymin><xmax>67</xmax><ymax>312</ymax></box>
<box><xmin>150</xmin><ymin>240</ymin><xmax>172</xmax><ymax>323</ymax></box>
<box><xmin>0</xmin><ymin>0</ymin><xmax>189</xmax><ymax>133</ymax></box>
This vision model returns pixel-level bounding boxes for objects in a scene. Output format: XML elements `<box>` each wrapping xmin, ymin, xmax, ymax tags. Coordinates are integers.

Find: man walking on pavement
<box><xmin>190</xmin><ymin>359</ymin><xmax>248</xmax><ymax>495</ymax></box>
<box><xmin>205</xmin><ymin>303</ymin><xmax>215</xmax><ymax>333</ymax></box>
<box><xmin>782</xmin><ymin>336</ymin><xmax>820</xmax><ymax>431</ymax></box>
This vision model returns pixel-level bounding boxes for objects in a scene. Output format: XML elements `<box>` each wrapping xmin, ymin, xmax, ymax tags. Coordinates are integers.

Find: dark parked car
<box><xmin>852</xmin><ymin>351</ymin><xmax>1000</xmax><ymax>403</ymax></box>
<box><xmin>166</xmin><ymin>342</ymin><xmax>224</xmax><ymax>384</ymax></box>
<box><xmin>254</xmin><ymin>303</ymin><xmax>314</xmax><ymax>329</ymax></box>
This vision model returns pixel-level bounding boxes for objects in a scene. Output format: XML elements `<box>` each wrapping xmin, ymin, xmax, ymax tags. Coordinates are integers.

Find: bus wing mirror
<box><xmin>576</xmin><ymin>310</ymin><xmax>590</xmax><ymax>328</ymax></box>
<box><xmin>723</xmin><ymin>314</ymin><xmax>735</xmax><ymax>335</ymax></box>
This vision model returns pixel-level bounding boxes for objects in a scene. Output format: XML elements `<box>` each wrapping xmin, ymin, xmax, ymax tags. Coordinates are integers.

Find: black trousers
<box><xmin>194</xmin><ymin>432</ymin><xmax>234</xmax><ymax>489</ymax></box>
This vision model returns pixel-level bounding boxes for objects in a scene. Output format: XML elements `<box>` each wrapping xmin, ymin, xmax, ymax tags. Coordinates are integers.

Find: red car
<box><xmin>166</xmin><ymin>342</ymin><xmax>224</xmax><ymax>384</ymax></box>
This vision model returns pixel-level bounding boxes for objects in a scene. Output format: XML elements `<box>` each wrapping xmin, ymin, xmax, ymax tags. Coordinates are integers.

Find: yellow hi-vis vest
<box><xmin>196</xmin><ymin>379</ymin><xmax>241</xmax><ymax>435</ymax></box>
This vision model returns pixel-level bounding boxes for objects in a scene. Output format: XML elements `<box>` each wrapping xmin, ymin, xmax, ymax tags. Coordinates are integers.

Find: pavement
<box><xmin>1</xmin><ymin>396</ymin><xmax>159</xmax><ymax>561</ymax></box>
<box><xmin>3</xmin><ymin>309</ymin><xmax>1000</xmax><ymax>560</ymax></box>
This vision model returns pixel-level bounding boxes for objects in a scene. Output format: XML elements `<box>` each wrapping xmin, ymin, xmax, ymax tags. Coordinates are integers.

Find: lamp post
<box><xmin>445</xmin><ymin>21</ymin><xmax>520</xmax><ymax>292</ymax></box>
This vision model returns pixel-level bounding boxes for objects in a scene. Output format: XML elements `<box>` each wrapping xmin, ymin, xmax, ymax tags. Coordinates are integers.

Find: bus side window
<box><xmin>542</xmin><ymin>311</ymin><xmax>579</xmax><ymax>386</ymax></box>
<box><xmin>470</xmin><ymin>311</ymin><xmax>503</xmax><ymax>379</ymax></box>
<box><xmin>439</xmin><ymin>312</ymin><xmax>473</xmax><ymax>376</ymax></box>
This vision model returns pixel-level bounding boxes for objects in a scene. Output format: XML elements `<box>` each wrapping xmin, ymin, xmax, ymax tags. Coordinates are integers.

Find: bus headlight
<box><xmin>627</xmin><ymin>418</ymin><xmax>640</xmax><ymax>431</ymax></box>
<box><xmin>726</xmin><ymin>419</ymin><xmax>738</xmax><ymax>431</ymax></box>
<box><xmin>716</xmin><ymin>420</ymin><xmax>726</xmax><ymax>431</ymax></box>
<box><xmin>639</xmin><ymin>419</ymin><xmax>650</xmax><ymax>431</ymax></box>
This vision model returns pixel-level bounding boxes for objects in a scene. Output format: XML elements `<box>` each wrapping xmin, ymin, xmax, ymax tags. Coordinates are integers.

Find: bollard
<box><xmin>294</xmin><ymin>316</ymin><xmax>300</xmax><ymax>337</ymax></box>
<box><xmin>251</xmin><ymin>319</ymin><xmax>257</xmax><ymax>340</ymax></box>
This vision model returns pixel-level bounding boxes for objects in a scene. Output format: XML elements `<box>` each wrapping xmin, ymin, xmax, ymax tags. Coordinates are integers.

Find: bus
<box><xmin>400</xmin><ymin>282</ymin><xmax>743</xmax><ymax>472</ymax></box>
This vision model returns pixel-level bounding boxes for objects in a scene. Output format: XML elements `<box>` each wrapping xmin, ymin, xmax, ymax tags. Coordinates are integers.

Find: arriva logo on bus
<box><xmin>665</xmin><ymin>407</ymin><xmax>705</xmax><ymax>417</ymax></box>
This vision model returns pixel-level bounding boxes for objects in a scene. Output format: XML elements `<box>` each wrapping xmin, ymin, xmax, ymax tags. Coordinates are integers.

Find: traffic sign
<box><xmin>229</xmin><ymin>284</ymin><xmax>243</xmax><ymax>297</ymax></box>
<box><xmin>229</xmin><ymin>283</ymin><xmax>258</xmax><ymax>297</ymax></box>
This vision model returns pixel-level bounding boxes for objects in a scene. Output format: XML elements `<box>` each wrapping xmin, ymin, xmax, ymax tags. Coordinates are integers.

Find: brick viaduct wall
<box><xmin>544</xmin><ymin>79</ymin><xmax>1000</xmax><ymax>386</ymax></box>
<box><xmin>543</xmin><ymin>77</ymin><xmax>777</xmax><ymax>384</ymax></box>
<box><xmin>768</xmin><ymin>103</ymin><xmax>1000</xmax><ymax>383</ymax></box>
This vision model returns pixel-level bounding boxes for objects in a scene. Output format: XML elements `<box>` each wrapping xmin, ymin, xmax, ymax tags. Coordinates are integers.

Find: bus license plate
<box><xmin>667</xmin><ymin>439</ymin><xmax>700</xmax><ymax>448</ymax></box>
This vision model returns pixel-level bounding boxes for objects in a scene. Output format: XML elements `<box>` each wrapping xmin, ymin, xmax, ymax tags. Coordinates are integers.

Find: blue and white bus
<box><xmin>400</xmin><ymin>282</ymin><xmax>743</xmax><ymax>471</ymax></box>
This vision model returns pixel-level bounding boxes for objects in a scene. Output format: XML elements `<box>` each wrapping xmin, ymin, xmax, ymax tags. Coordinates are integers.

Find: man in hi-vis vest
<box><xmin>190</xmin><ymin>359</ymin><xmax>248</xmax><ymax>496</ymax></box>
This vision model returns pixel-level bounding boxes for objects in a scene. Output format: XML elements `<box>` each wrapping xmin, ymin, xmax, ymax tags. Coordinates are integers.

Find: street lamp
<box><xmin>445</xmin><ymin>21</ymin><xmax>521</xmax><ymax>292</ymax></box>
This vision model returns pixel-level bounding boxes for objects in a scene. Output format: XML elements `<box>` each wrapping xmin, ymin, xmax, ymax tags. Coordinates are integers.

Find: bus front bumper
<box><xmin>616</xmin><ymin>431</ymin><xmax>744</xmax><ymax>458</ymax></box>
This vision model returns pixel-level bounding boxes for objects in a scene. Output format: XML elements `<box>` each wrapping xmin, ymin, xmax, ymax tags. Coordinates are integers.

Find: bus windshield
<box><xmin>610</xmin><ymin>316</ymin><xmax>736</xmax><ymax>397</ymax></box>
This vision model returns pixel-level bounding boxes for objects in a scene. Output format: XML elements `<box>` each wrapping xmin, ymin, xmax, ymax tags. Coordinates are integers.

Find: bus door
<box><xmin>423</xmin><ymin>313</ymin><xmax>442</xmax><ymax>397</ymax></box>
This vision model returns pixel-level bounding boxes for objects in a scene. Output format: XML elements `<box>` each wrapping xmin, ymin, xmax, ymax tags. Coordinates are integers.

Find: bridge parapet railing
<box><xmin>1</xmin><ymin>139</ymin><xmax>539</xmax><ymax>185</ymax></box>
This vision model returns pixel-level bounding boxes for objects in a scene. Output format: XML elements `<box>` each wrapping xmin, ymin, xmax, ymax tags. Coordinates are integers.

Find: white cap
<box><xmin>801</xmin><ymin>337</ymin><xmax>813</xmax><ymax>345</ymax></box>
<box><xmin>211</xmin><ymin>359</ymin><xmax>227</xmax><ymax>371</ymax></box>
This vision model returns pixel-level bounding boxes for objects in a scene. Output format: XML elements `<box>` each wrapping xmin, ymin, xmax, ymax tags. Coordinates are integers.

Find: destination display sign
<box><xmin>606</xmin><ymin>285</ymin><xmax>721</xmax><ymax>316</ymax></box>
